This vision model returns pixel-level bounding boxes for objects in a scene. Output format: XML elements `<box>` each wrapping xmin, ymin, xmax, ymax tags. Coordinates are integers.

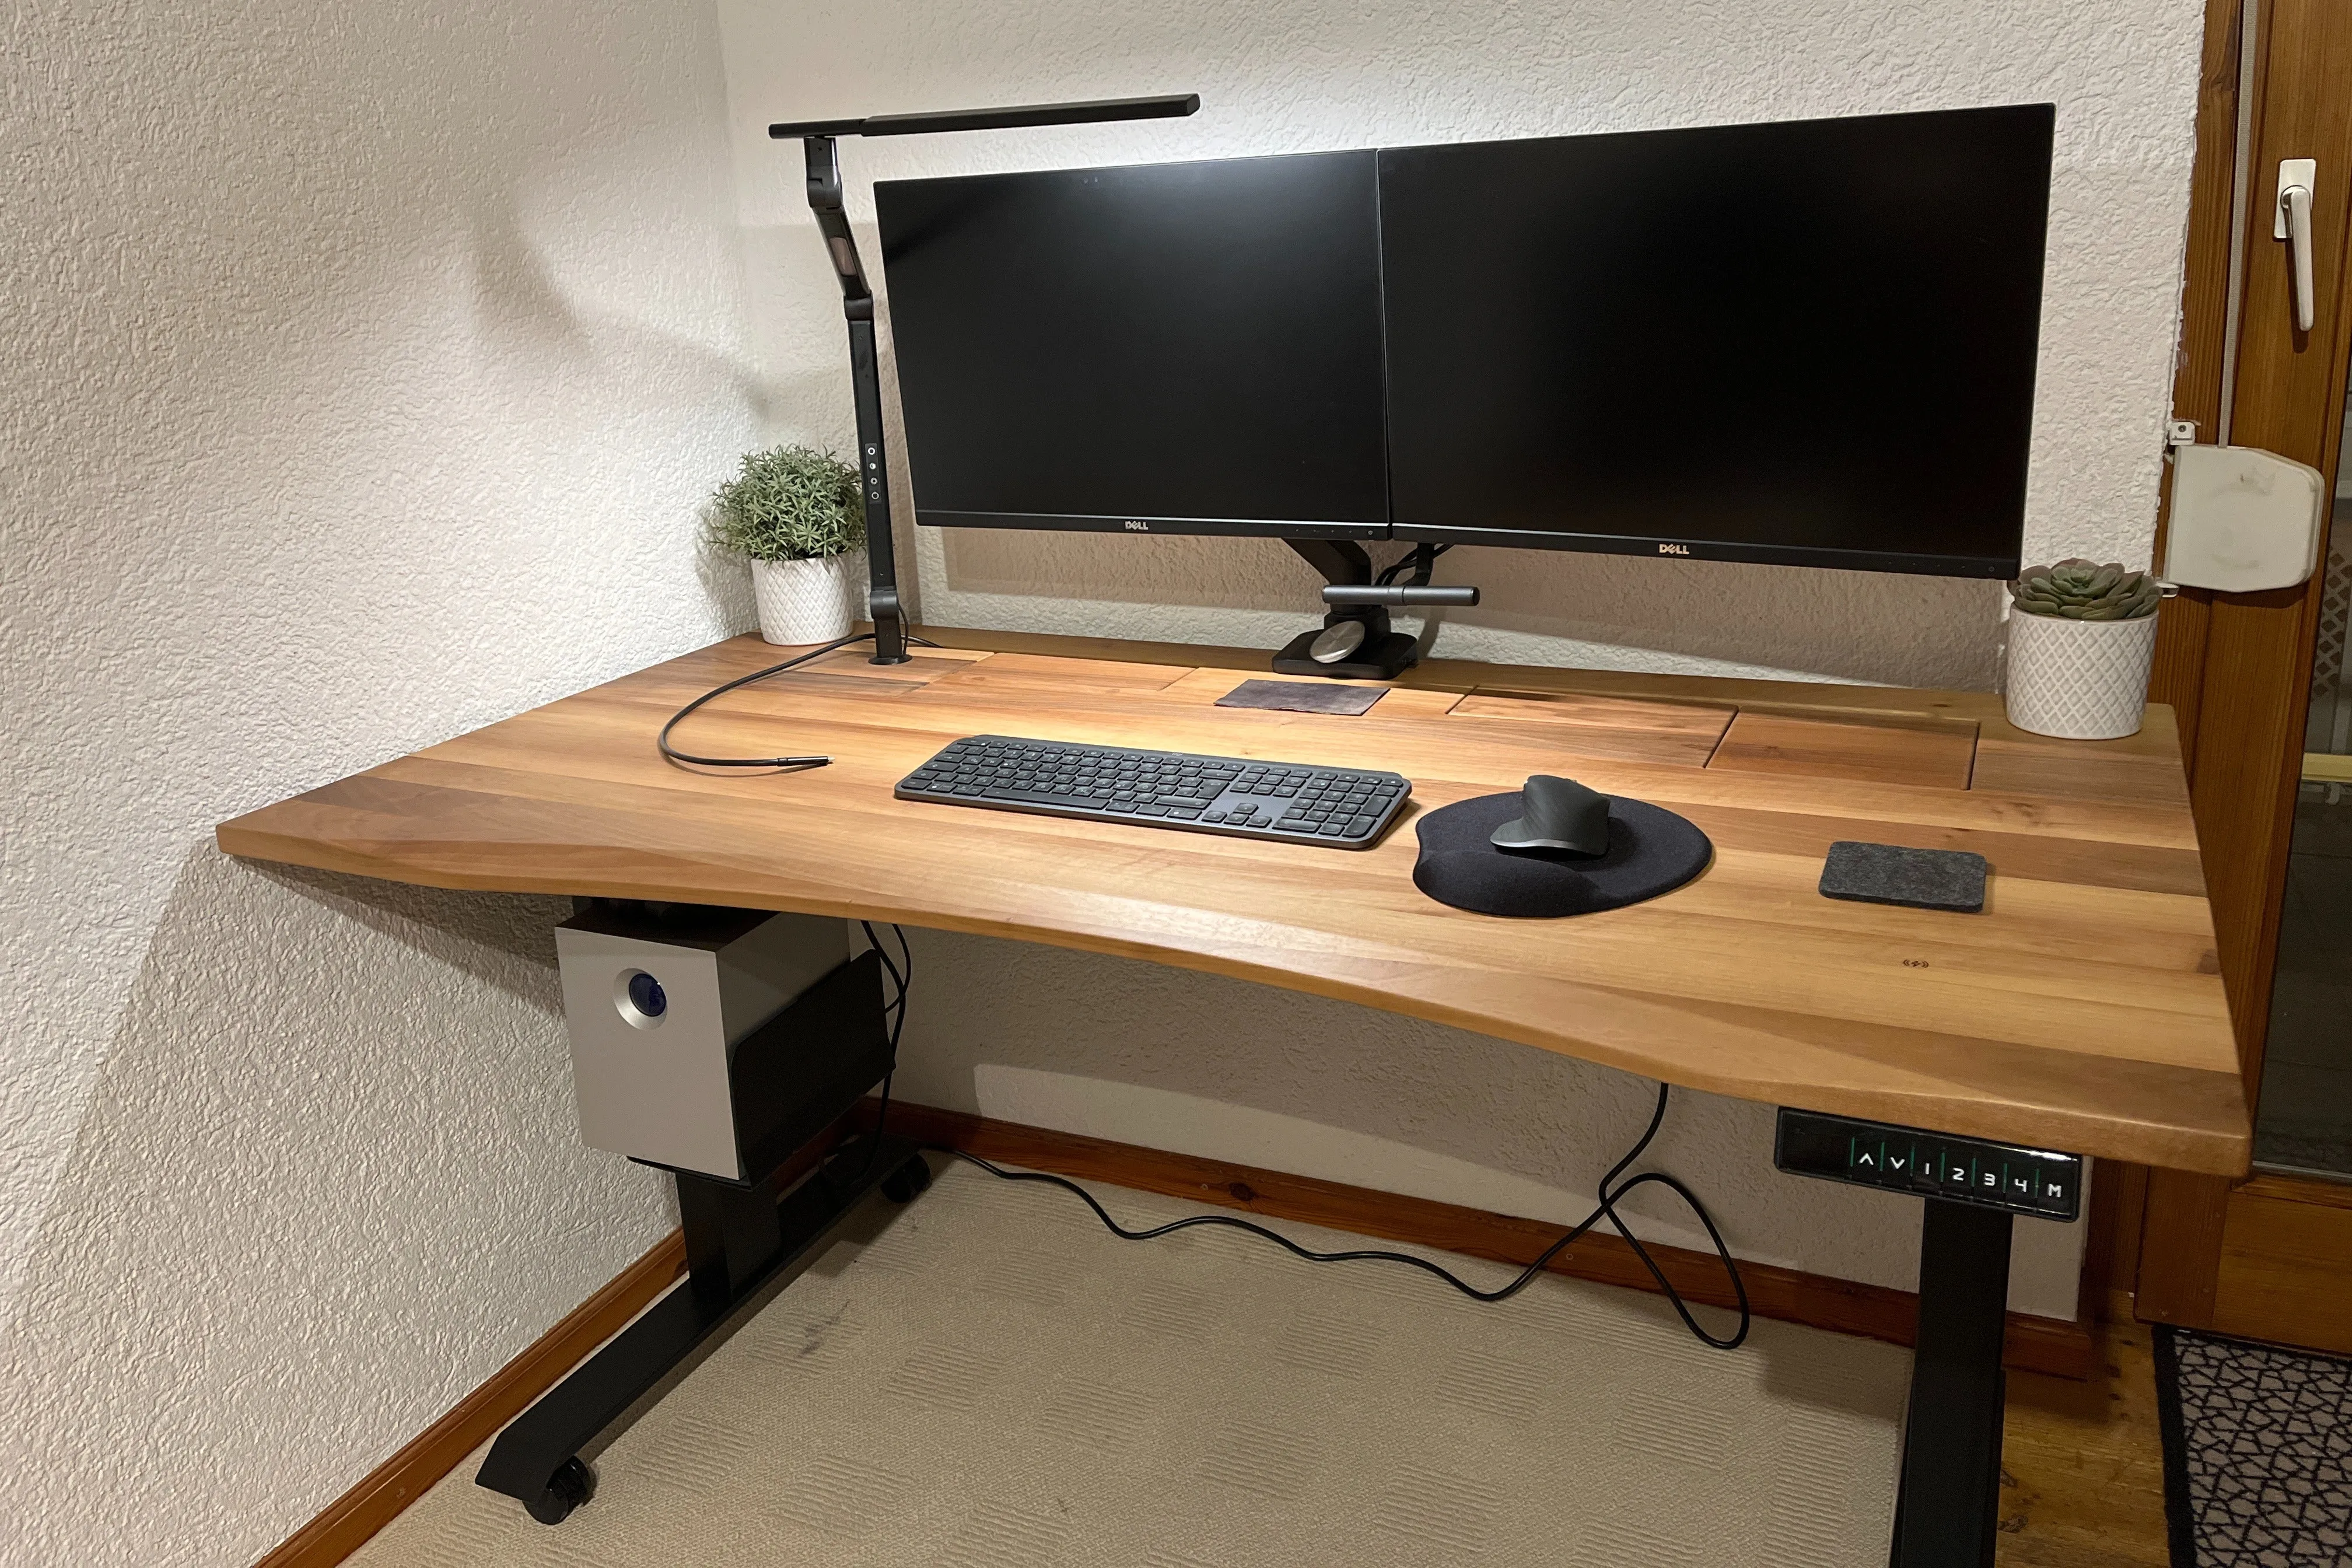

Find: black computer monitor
<box><xmin>1377</xmin><ymin>105</ymin><xmax>2052</xmax><ymax>578</ymax></box>
<box><xmin>874</xmin><ymin>105</ymin><xmax>2051</xmax><ymax>579</ymax></box>
<box><xmin>875</xmin><ymin>150</ymin><xmax>1390</xmax><ymax>540</ymax></box>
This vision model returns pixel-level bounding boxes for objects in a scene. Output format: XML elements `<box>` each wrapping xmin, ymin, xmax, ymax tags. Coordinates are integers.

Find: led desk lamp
<box><xmin>768</xmin><ymin>93</ymin><xmax>1201</xmax><ymax>664</ymax></box>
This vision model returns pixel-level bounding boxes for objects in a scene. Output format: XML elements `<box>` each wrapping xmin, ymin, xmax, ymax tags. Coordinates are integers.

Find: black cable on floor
<box><xmin>933</xmin><ymin>1083</ymin><xmax>1751</xmax><ymax>1351</ymax></box>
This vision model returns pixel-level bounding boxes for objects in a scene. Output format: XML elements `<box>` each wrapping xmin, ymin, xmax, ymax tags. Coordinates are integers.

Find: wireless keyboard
<box><xmin>895</xmin><ymin>735</ymin><xmax>1412</xmax><ymax>848</ymax></box>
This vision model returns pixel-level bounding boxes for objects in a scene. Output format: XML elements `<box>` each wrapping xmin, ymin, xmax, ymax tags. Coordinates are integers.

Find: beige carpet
<box><xmin>350</xmin><ymin>1161</ymin><xmax>1909</xmax><ymax>1567</ymax></box>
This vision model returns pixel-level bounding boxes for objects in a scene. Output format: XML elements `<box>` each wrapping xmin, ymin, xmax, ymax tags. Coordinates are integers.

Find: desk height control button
<box><xmin>1774</xmin><ymin>1110</ymin><xmax>2085</xmax><ymax>1222</ymax></box>
<box><xmin>1769</xmin><ymin>1114</ymin><xmax>2088</xmax><ymax>1222</ymax></box>
<box><xmin>2037</xmin><ymin>1171</ymin><xmax>2074</xmax><ymax>1215</ymax></box>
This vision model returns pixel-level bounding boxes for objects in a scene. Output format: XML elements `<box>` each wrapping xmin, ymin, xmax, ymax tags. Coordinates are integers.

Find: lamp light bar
<box><xmin>769</xmin><ymin>93</ymin><xmax>1199</xmax><ymax>141</ymax></box>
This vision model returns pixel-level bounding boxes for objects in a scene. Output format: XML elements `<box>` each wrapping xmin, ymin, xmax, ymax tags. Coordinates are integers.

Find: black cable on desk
<box><xmin>936</xmin><ymin>1083</ymin><xmax>1751</xmax><ymax>1352</ymax></box>
<box><xmin>657</xmin><ymin>629</ymin><xmax>941</xmax><ymax>771</ymax></box>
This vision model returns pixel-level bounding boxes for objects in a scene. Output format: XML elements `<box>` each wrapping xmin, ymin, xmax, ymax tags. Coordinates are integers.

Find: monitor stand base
<box><xmin>1271</xmin><ymin>627</ymin><xmax>1420</xmax><ymax>681</ymax></box>
<box><xmin>1276</xmin><ymin>538</ymin><xmax>1420</xmax><ymax>681</ymax></box>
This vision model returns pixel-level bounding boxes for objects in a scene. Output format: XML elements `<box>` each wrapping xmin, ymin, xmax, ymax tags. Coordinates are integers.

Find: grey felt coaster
<box><xmin>1819</xmin><ymin>841</ymin><xmax>1987</xmax><ymax>914</ymax></box>
<box><xmin>1215</xmin><ymin>678</ymin><xmax>1387</xmax><ymax>716</ymax></box>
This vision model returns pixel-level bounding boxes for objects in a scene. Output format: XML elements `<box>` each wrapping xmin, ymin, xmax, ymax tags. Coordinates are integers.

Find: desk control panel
<box><xmin>1774</xmin><ymin>1108</ymin><xmax>2082</xmax><ymax>1223</ymax></box>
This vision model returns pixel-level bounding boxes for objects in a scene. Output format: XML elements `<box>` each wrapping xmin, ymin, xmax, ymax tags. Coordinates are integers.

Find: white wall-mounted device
<box><xmin>2165</xmin><ymin>443</ymin><xmax>2328</xmax><ymax>594</ymax></box>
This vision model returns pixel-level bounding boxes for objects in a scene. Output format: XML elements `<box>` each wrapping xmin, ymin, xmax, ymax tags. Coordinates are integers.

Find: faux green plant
<box><xmin>706</xmin><ymin>444</ymin><xmax>866</xmax><ymax>563</ymax></box>
<box><xmin>2007</xmin><ymin>559</ymin><xmax>2161</xmax><ymax>621</ymax></box>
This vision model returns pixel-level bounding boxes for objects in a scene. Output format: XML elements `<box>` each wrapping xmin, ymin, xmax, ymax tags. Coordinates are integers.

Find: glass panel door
<box><xmin>2255</xmin><ymin>373</ymin><xmax>2352</xmax><ymax>1177</ymax></box>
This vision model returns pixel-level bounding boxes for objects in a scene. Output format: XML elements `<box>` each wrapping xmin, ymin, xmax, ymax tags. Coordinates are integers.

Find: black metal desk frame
<box><xmin>474</xmin><ymin>952</ymin><xmax>2074</xmax><ymax>1566</ymax></box>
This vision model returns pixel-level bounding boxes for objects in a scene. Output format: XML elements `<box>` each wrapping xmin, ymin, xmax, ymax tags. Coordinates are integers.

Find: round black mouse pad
<box><xmin>1412</xmin><ymin>793</ymin><xmax>1713</xmax><ymax>918</ymax></box>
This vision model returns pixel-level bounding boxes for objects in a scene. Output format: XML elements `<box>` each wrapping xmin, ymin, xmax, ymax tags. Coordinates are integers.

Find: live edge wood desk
<box><xmin>218</xmin><ymin>627</ymin><xmax>2248</xmax><ymax>1563</ymax></box>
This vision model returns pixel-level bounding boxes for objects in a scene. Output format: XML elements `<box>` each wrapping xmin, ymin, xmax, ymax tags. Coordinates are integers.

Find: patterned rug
<box><xmin>2156</xmin><ymin>1326</ymin><xmax>2352</xmax><ymax>1565</ymax></box>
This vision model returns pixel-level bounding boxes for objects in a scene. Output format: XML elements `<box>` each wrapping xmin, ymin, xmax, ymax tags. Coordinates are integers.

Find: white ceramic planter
<box><xmin>751</xmin><ymin>550</ymin><xmax>866</xmax><ymax>645</ymax></box>
<box><xmin>2002</xmin><ymin>608</ymin><xmax>2159</xmax><ymax>740</ymax></box>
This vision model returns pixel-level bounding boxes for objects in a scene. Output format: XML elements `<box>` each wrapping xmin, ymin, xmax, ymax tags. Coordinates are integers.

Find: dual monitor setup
<box><xmin>760</xmin><ymin>93</ymin><xmax>2053</xmax><ymax>858</ymax></box>
<box><xmin>779</xmin><ymin>93</ymin><xmax>2051</xmax><ymax>679</ymax></box>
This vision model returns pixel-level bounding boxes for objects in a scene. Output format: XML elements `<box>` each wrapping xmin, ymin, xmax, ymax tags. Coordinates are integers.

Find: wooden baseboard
<box><xmin>869</xmin><ymin>1099</ymin><xmax>2094</xmax><ymax>1381</ymax></box>
<box><xmin>250</xmin><ymin>1231</ymin><xmax>687</xmax><ymax>1568</ymax></box>
<box><xmin>251</xmin><ymin>1112</ymin><xmax>865</xmax><ymax>1568</ymax></box>
<box><xmin>258</xmin><ymin>1096</ymin><xmax>2092</xmax><ymax>1567</ymax></box>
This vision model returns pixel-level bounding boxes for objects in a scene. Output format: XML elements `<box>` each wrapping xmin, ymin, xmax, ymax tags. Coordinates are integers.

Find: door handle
<box><xmin>2276</xmin><ymin>158</ymin><xmax>2316</xmax><ymax>332</ymax></box>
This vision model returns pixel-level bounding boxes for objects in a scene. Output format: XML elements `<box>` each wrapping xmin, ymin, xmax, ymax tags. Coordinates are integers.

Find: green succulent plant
<box><xmin>706</xmin><ymin>444</ymin><xmax>867</xmax><ymax>563</ymax></box>
<box><xmin>2007</xmin><ymin>559</ymin><xmax>2161</xmax><ymax>621</ymax></box>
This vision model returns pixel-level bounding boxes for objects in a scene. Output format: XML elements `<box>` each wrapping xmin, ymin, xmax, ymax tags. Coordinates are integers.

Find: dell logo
<box><xmin>1124</xmin><ymin>520</ymin><xmax>1150</xmax><ymax>531</ymax></box>
<box><xmin>1658</xmin><ymin>542</ymin><xmax>1690</xmax><ymax>556</ymax></box>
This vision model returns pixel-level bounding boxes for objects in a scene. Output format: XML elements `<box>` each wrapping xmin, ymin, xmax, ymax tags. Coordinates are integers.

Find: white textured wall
<box><xmin>0</xmin><ymin>3</ymin><xmax>2203</xmax><ymax>1560</ymax></box>
<box><xmin>716</xmin><ymin>0</ymin><xmax>2203</xmax><ymax>1320</ymax></box>
<box><xmin>0</xmin><ymin>2</ymin><xmax>757</xmax><ymax>1563</ymax></box>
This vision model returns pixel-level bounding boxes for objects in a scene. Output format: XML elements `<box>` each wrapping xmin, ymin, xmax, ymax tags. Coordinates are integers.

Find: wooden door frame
<box><xmin>2133</xmin><ymin>0</ymin><xmax>2352</xmax><ymax>1328</ymax></box>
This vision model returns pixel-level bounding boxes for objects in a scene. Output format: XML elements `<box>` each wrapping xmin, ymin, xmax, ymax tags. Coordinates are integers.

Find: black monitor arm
<box><xmin>774</xmin><ymin>94</ymin><xmax>1199</xmax><ymax>666</ymax></box>
<box><xmin>1275</xmin><ymin>540</ymin><xmax>1477</xmax><ymax>680</ymax></box>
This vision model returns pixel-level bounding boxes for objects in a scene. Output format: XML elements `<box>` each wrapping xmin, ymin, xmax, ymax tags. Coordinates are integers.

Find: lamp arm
<box><xmin>782</xmin><ymin>93</ymin><xmax>1199</xmax><ymax>667</ymax></box>
<box><xmin>801</xmin><ymin>136</ymin><xmax>907</xmax><ymax>663</ymax></box>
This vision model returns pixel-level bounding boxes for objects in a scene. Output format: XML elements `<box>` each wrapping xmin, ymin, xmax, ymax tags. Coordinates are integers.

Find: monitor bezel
<box><xmin>1388</xmin><ymin>521</ymin><xmax>2022</xmax><ymax>580</ymax></box>
<box><xmin>914</xmin><ymin>510</ymin><xmax>2024</xmax><ymax>577</ymax></box>
<box><xmin>913</xmin><ymin>509</ymin><xmax>1384</xmax><ymax>541</ymax></box>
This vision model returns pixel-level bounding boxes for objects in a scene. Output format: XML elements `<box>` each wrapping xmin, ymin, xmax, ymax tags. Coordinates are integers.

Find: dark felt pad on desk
<box><xmin>1819</xmin><ymin>841</ymin><xmax>1987</xmax><ymax>913</ymax></box>
<box><xmin>1216</xmin><ymin>678</ymin><xmax>1388</xmax><ymax>716</ymax></box>
<box><xmin>1411</xmin><ymin>792</ymin><xmax>1713</xmax><ymax>918</ymax></box>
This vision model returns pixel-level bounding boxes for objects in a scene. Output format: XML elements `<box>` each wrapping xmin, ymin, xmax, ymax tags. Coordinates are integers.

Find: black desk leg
<box><xmin>1890</xmin><ymin>1199</ymin><xmax>2013</xmax><ymax>1567</ymax></box>
<box><xmin>475</xmin><ymin>1136</ymin><xmax>932</xmax><ymax>1524</ymax></box>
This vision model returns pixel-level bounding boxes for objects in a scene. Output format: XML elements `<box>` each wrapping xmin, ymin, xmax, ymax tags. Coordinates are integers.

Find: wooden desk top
<box><xmin>217</xmin><ymin>627</ymin><xmax>2249</xmax><ymax>1175</ymax></box>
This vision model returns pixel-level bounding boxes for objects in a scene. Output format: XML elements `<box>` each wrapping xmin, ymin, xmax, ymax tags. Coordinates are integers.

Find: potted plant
<box><xmin>708</xmin><ymin>444</ymin><xmax>869</xmax><ymax>645</ymax></box>
<box><xmin>2001</xmin><ymin>559</ymin><xmax>2163</xmax><ymax>740</ymax></box>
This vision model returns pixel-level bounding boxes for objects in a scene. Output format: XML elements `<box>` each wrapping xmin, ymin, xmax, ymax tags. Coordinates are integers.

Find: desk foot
<box><xmin>475</xmin><ymin>1135</ymin><xmax>928</xmax><ymax>1524</ymax></box>
<box><xmin>1889</xmin><ymin>1198</ymin><xmax>2013</xmax><ymax>1567</ymax></box>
